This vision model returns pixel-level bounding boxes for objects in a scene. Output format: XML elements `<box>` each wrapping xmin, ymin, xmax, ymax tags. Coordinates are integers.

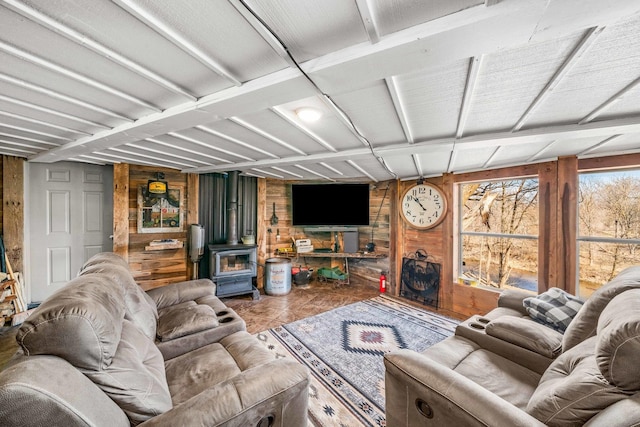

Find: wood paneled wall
<box><xmin>2</xmin><ymin>156</ymin><xmax>24</xmax><ymax>274</ymax></box>
<box><xmin>113</xmin><ymin>164</ymin><xmax>198</xmax><ymax>291</ymax></box>
<box><xmin>258</xmin><ymin>179</ymin><xmax>392</xmax><ymax>288</ymax></box>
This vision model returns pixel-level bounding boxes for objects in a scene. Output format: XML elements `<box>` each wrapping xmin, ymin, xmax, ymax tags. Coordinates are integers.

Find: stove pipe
<box><xmin>226</xmin><ymin>170</ymin><xmax>239</xmax><ymax>245</ymax></box>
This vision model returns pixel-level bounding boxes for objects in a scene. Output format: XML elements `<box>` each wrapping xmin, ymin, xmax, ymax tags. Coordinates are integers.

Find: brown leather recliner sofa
<box><xmin>0</xmin><ymin>252</ymin><xmax>310</xmax><ymax>426</ymax></box>
<box><xmin>384</xmin><ymin>266</ymin><xmax>640</xmax><ymax>426</ymax></box>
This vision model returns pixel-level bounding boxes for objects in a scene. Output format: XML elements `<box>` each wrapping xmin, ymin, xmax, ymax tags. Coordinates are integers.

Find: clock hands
<box><xmin>413</xmin><ymin>196</ymin><xmax>427</xmax><ymax>211</ymax></box>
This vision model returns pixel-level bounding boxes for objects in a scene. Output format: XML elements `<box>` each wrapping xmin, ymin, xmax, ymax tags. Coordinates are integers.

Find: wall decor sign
<box><xmin>137</xmin><ymin>185</ymin><xmax>184</xmax><ymax>233</ymax></box>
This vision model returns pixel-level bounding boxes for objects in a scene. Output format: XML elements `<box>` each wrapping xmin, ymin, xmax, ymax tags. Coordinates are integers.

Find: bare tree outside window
<box><xmin>459</xmin><ymin>179</ymin><xmax>538</xmax><ymax>292</ymax></box>
<box><xmin>578</xmin><ymin>171</ymin><xmax>640</xmax><ymax>298</ymax></box>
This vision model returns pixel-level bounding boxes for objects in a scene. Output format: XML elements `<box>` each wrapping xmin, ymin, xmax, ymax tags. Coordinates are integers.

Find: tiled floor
<box><xmin>222</xmin><ymin>279</ymin><xmax>382</xmax><ymax>334</ymax></box>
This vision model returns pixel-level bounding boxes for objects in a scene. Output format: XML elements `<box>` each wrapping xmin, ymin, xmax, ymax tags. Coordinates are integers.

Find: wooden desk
<box><xmin>293</xmin><ymin>252</ymin><xmax>387</xmax><ymax>284</ymax></box>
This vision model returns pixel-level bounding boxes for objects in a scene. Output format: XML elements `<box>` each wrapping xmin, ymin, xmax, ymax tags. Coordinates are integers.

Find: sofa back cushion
<box><xmin>596</xmin><ymin>289</ymin><xmax>640</xmax><ymax>392</ymax></box>
<box><xmin>85</xmin><ymin>320</ymin><xmax>172</xmax><ymax>425</ymax></box>
<box><xmin>563</xmin><ymin>266</ymin><xmax>640</xmax><ymax>351</ymax></box>
<box><xmin>17</xmin><ymin>275</ymin><xmax>125</xmax><ymax>370</ymax></box>
<box><xmin>80</xmin><ymin>264</ymin><xmax>158</xmax><ymax>340</ymax></box>
<box><xmin>526</xmin><ymin>337</ymin><xmax>628</xmax><ymax>426</ymax></box>
<box><xmin>81</xmin><ymin>252</ymin><xmax>130</xmax><ymax>271</ymax></box>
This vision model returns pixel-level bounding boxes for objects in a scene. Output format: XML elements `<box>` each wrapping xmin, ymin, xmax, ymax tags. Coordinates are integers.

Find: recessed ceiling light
<box><xmin>295</xmin><ymin>107</ymin><xmax>322</xmax><ymax>122</ymax></box>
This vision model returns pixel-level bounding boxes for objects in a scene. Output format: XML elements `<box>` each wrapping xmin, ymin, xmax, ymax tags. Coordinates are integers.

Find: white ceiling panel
<box><xmin>583</xmin><ymin>133</ymin><xmax>640</xmax><ymax>155</ymax></box>
<box><xmin>450</xmin><ymin>145</ymin><xmax>497</xmax><ymax>172</ymax></box>
<box><xmin>525</xmin><ymin>15</ymin><xmax>640</xmax><ymax>128</ymax></box>
<box><xmin>371</xmin><ymin>0</ymin><xmax>484</xmax><ymax>37</ymax></box>
<box><xmin>15</xmin><ymin>0</ymin><xmax>235</xmax><ymax>96</ymax></box>
<box><xmin>234</xmin><ymin>109</ymin><xmax>330</xmax><ymax>155</ymax></box>
<box><xmin>529</xmin><ymin>135</ymin><xmax>611</xmax><ymax>160</ymax></box>
<box><xmin>137</xmin><ymin>0</ymin><xmax>288</xmax><ymax>83</ymax></box>
<box><xmin>331</xmin><ymin>81</ymin><xmax>406</xmax><ymax>146</ymax></box>
<box><xmin>394</xmin><ymin>59</ymin><xmax>469</xmax><ymax>141</ymax></box>
<box><xmin>464</xmin><ymin>33</ymin><xmax>582</xmax><ymax>135</ymax></box>
<box><xmin>2</xmin><ymin>0</ymin><xmax>640</xmax><ymax>180</ymax></box>
<box><xmin>244</xmin><ymin>0</ymin><xmax>367</xmax><ymax>62</ymax></box>
<box><xmin>485</xmin><ymin>140</ymin><xmax>553</xmax><ymax>169</ymax></box>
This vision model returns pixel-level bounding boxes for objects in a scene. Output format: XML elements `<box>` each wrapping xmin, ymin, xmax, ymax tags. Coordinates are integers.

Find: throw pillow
<box><xmin>523</xmin><ymin>287</ymin><xmax>584</xmax><ymax>332</ymax></box>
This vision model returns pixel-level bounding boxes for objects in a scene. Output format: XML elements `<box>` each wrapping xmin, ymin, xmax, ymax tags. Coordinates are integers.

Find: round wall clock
<box><xmin>400</xmin><ymin>182</ymin><xmax>447</xmax><ymax>229</ymax></box>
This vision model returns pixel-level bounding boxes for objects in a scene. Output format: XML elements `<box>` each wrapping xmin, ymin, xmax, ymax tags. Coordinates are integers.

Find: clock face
<box><xmin>401</xmin><ymin>183</ymin><xmax>447</xmax><ymax>229</ymax></box>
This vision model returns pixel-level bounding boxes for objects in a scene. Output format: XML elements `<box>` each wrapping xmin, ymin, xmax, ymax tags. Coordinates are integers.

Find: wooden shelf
<box><xmin>294</xmin><ymin>252</ymin><xmax>386</xmax><ymax>259</ymax></box>
<box><xmin>145</xmin><ymin>241</ymin><xmax>184</xmax><ymax>251</ymax></box>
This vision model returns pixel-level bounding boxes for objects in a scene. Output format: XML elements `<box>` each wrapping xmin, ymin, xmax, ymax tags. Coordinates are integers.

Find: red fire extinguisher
<box><xmin>379</xmin><ymin>271</ymin><xmax>387</xmax><ymax>293</ymax></box>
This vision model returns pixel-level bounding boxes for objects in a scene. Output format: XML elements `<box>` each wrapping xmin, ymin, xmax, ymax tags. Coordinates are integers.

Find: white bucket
<box><xmin>264</xmin><ymin>257</ymin><xmax>292</xmax><ymax>296</ymax></box>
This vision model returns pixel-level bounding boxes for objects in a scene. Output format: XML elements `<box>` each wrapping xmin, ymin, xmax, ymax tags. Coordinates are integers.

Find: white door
<box><xmin>28</xmin><ymin>162</ymin><xmax>113</xmax><ymax>302</ymax></box>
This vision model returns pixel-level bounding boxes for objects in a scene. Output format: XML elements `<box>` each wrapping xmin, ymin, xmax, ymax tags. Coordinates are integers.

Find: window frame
<box><xmin>456</xmin><ymin>177</ymin><xmax>540</xmax><ymax>292</ymax></box>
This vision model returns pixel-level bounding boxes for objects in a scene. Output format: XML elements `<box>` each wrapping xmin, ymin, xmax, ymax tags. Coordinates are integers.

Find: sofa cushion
<box><xmin>80</xmin><ymin>264</ymin><xmax>158</xmax><ymax>340</ymax></box>
<box><xmin>165</xmin><ymin>331</ymin><xmax>276</xmax><ymax>405</ymax></box>
<box><xmin>596</xmin><ymin>289</ymin><xmax>640</xmax><ymax>392</ymax></box>
<box><xmin>81</xmin><ymin>252</ymin><xmax>130</xmax><ymax>271</ymax></box>
<box><xmin>84</xmin><ymin>319</ymin><xmax>172</xmax><ymax>425</ymax></box>
<box><xmin>523</xmin><ymin>287</ymin><xmax>584</xmax><ymax>332</ymax></box>
<box><xmin>17</xmin><ymin>275</ymin><xmax>125</xmax><ymax>370</ymax></box>
<box><xmin>156</xmin><ymin>302</ymin><xmax>219</xmax><ymax>341</ymax></box>
<box><xmin>563</xmin><ymin>266</ymin><xmax>640</xmax><ymax>351</ymax></box>
<box><xmin>526</xmin><ymin>337</ymin><xmax>629</xmax><ymax>426</ymax></box>
<box><xmin>485</xmin><ymin>316</ymin><xmax>563</xmax><ymax>358</ymax></box>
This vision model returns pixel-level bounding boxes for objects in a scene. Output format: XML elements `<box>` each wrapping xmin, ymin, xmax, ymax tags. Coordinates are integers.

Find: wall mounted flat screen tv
<box><xmin>291</xmin><ymin>183</ymin><xmax>370</xmax><ymax>226</ymax></box>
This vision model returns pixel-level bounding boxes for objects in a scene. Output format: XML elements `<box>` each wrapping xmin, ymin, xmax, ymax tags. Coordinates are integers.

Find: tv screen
<box><xmin>292</xmin><ymin>184</ymin><xmax>370</xmax><ymax>226</ymax></box>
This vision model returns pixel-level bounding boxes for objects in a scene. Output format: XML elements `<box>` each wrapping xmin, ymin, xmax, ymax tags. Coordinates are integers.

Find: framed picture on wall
<box><xmin>137</xmin><ymin>185</ymin><xmax>184</xmax><ymax>233</ymax></box>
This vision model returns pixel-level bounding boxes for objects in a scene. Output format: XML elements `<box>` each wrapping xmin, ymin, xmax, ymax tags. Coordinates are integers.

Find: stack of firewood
<box><xmin>0</xmin><ymin>254</ymin><xmax>26</xmax><ymax>327</ymax></box>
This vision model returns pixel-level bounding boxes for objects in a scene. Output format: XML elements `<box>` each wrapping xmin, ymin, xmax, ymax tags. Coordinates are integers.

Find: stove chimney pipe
<box><xmin>226</xmin><ymin>170</ymin><xmax>239</xmax><ymax>245</ymax></box>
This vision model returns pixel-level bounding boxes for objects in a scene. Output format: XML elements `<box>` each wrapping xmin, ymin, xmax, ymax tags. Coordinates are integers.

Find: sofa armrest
<box><xmin>146</xmin><ymin>279</ymin><xmax>216</xmax><ymax>310</ymax></box>
<box><xmin>485</xmin><ymin>316</ymin><xmax>563</xmax><ymax>358</ymax></box>
<box><xmin>498</xmin><ymin>289</ymin><xmax>531</xmax><ymax>315</ymax></box>
<box><xmin>139</xmin><ymin>359</ymin><xmax>309</xmax><ymax>427</ymax></box>
<box><xmin>384</xmin><ymin>349</ymin><xmax>545</xmax><ymax>427</ymax></box>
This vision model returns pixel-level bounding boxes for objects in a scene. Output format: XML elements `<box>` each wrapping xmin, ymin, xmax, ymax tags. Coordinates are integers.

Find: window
<box><xmin>458</xmin><ymin>178</ymin><xmax>538</xmax><ymax>293</ymax></box>
<box><xmin>577</xmin><ymin>169</ymin><xmax>640</xmax><ymax>298</ymax></box>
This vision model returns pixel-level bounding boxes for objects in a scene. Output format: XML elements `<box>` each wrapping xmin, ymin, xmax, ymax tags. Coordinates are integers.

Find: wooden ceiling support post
<box><xmin>2</xmin><ymin>156</ymin><xmax>24</xmax><ymax>276</ymax></box>
<box><xmin>113</xmin><ymin>164</ymin><xmax>130</xmax><ymax>261</ymax></box>
<box><xmin>557</xmin><ymin>156</ymin><xmax>578</xmax><ymax>294</ymax></box>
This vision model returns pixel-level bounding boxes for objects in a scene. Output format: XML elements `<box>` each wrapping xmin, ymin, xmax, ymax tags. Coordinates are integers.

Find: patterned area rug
<box><xmin>255</xmin><ymin>295</ymin><xmax>458</xmax><ymax>426</ymax></box>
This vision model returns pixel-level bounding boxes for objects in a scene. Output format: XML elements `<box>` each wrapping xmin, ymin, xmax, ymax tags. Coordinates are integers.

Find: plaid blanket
<box><xmin>523</xmin><ymin>288</ymin><xmax>584</xmax><ymax>332</ymax></box>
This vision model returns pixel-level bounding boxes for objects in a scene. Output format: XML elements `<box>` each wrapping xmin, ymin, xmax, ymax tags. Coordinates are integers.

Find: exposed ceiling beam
<box><xmin>271</xmin><ymin>106</ymin><xmax>337</xmax><ymax>152</ymax></box>
<box><xmin>294</xmin><ymin>164</ymin><xmax>335</xmax><ymax>181</ymax></box>
<box><xmin>355</xmin><ymin>0</ymin><xmax>380</xmax><ymax>44</ymax></box>
<box><xmin>580</xmin><ymin>75</ymin><xmax>640</xmax><ymax>124</ymax></box>
<box><xmin>167</xmin><ymin>131</ymin><xmax>255</xmax><ymax>161</ymax></box>
<box><xmin>144</xmin><ymin>137</ymin><xmax>232</xmax><ymax>165</ymax></box>
<box><xmin>319</xmin><ymin>162</ymin><xmax>343</xmax><ymax>176</ymax></box>
<box><xmin>578</xmin><ymin>134</ymin><xmax>623</xmax><ymax>155</ymax></box>
<box><xmin>188</xmin><ymin>115</ymin><xmax>640</xmax><ymax>174</ymax></box>
<box><xmin>125</xmin><ymin>142</ymin><xmax>212</xmax><ymax>166</ymax></box>
<box><xmin>0</xmin><ymin>40</ymin><xmax>160</xmax><ymax>112</ymax></box>
<box><xmin>0</xmin><ymin>95</ymin><xmax>111</xmax><ymax>130</ymax></box>
<box><xmin>512</xmin><ymin>26</ymin><xmax>604</xmax><ymax>131</ymax></box>
<box><xmin>0</xmin><ymin>110</ymin><xmax>90</xmax><ymax>136</ymax></box>
<box><xmin>0</xmin><ymin>73</ymin><xmax>133</xmax><ymax>122</ymax></box>
<box><xmin>456</xmin><ymin>55</ymin><xmax>484</xmax><ymax>139</ymax></box>
<box><xmin>112</xmin><ymin>0</ymin><xmax>242</xmax><ymax>87</ymax></box>
<box><xmin>347</xmin><ymin>159</ymin><xmax>378</xmax><ymax>182</ymax></box>
<box><xmin>28</xmin><ymin>0</ymin><xmax>640</xmax><ymax>163</ymax></box>
<box><xmin>0</xmin><ymin>122</ymin><xmax>72</xmax><ymax>142</ymax></box>
<box><xmin>1</xmin><ymin>0</ymin><xmax>197</xmax><ymax>101</ymax></box>
<box><xmin>229</xmin><ymin>117</ymin><xmax>307</xmax><ymax>155</ymax></box>
<box><xmin>385</xmin><ymin>76</ymin><xmax>413</xmax><ymax>143</ymax></box>
<box><xmin>195</xmin><ymin>125</ymin><xmax>280</xmax><ymax>158</ymax></box>
<box><xmin>227</xmin><ymin>0</ymin><xmax>297</xmax><ymax>68</ymax></box>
